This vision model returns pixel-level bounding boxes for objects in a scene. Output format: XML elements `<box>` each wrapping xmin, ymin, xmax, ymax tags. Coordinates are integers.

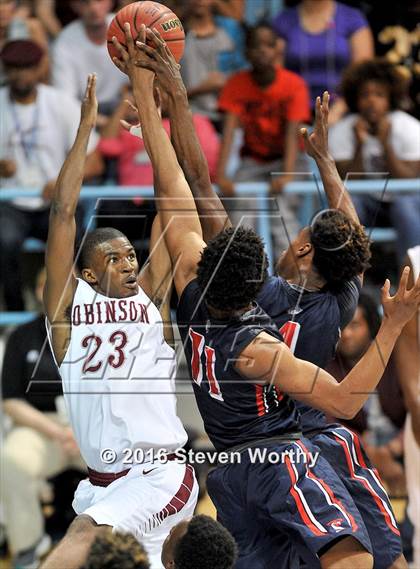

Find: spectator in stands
<box><xmin>82</xmin><ymin>529</ymin><xmax>150</xmax><ymax>569</ymax></box>
<box><xmin>329</xmin><ymin>59</ymin><xmax>420</xmax><ymax>260</ymax></box>
<box><xmin>217</xmin><ymin>23</ymin><xmax>310</xmax><ymax>253</ymax></box>
<box><xmin>0</xmin><ymin>0</ymin><xmax>49</xmax><ymax>84</ymax></box>
<box><xmin>161</xmin><ymin>515</ymin><xmax>237</xmax><ymax>569</ymax></box>
<box><xmin>213</xmin><ymin>0</ymin><xmax>244</xmax><ymax>22</ymax></box>
<box><xmin>52</xmin><ymin>0</ymin><xmax>126</xmax><ymax>120</ymax></box>
<box><xmin>0</xmin><ymin>39</ymin><xmax>102</xmax><ymax>310</ymax></box>
<box><xmin>327</xmin><ymin>292</ymin><xmax>406</xmax><ymax>495</ymax></box>
<box><xmin>181</xmin><ymin>0</ymin><xmax>246</xmax><ymax>128</ymax></box>
<box><xmin>33</xmin><ymin>0</ymin><xmax>63</xmax><ymax>39</ymax></box>
<box><xmin>272</xmin><ymin>0</ymin><xmax>374</xmax><ymax>124</ymax></box>
<box><xmin>0</xmin><ymin>267</ymin><xmax>84</xmax><ymax>569</ymax></box>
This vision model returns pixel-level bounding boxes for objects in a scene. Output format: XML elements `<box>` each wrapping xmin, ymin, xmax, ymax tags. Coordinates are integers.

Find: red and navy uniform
<box><xmin>177</xmin><ymin>279</ymin><xmax>371</xmax><ymax>568</ymax></box>
<box><xmin>257</xmin><ymin>275</ymin><xmax>403</xmax><ymax>568</ymax></box>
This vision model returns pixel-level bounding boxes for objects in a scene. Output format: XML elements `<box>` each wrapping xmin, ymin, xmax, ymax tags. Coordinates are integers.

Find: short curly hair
<box><xmin>76</xmin><ymin>227</ymin><xmax>129</xmax><ymax>272</ymax></box>
<box><xmin>196</xmin><ymin>227</ymin><xmax>269</xmax><ymax>311</ymax></box>
<box><xmin>174</xmin><ymin>515</ymin><xmax>237</xmax><ymax>569</ymax></box>
<box><xmin>341</xmin><ymin>59</ymin><xmax>407</xmax><ymax>113</ymax></box>
<box><xmin>310</xmin><ymin>210</ymin><xmax>371</xmax><ymax>288</ymax></box>
<box><xmin>81</xmin><ymin>529</ymin><xmax>150</xmax><ymax>569</ymax></box>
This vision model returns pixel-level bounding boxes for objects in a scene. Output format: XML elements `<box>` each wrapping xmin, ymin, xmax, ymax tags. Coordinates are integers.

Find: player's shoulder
<box><xmin>177</xmin><ymin>279</ymin><xmax>206</xmax><ymax>321</ymax></box>
<box><xmin>276</xmin><ymin>66</ymin><xmax>306</xmax><ymax>88</ymax></box>
<box><xmin>225</xmin><ymin>69</ymin><xmax>253</xmax><ymax>89</ymax></box>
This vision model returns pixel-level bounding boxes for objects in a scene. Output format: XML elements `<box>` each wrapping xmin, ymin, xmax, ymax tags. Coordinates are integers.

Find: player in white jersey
<box><xmin>395</xmin><ymin>245</ymin><xmax>420</xmax><ymax>569</ymax></box>
<box><xmin>41</xmin><ymin>75</ymin><xmax>198</xmax><ymax>569</ymax></box>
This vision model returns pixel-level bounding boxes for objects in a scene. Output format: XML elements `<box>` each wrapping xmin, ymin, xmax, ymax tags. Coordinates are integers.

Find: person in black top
<box><xmin>113</xmin><ymin>26</ymin><xmax>420</xmax><ymax>569</ymax></box>
<box><xmin>0</xmin><ymin>268</ymin><xmax>84</xmax><ymax>569</ymax></box>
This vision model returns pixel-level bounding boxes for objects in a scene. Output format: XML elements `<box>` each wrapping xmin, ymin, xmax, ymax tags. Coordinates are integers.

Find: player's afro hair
<box><xmin>196</xmin><ymin>227</ymin><xmax>269</xmax><ymax>311</ymax></box>
<box><xmin>174</xmin><ymin>515</ymin><xmax>238</xmax><ymax>569</ymax></box>
<box><xmin>341</xmin><ymin>58</ymin><xmax>407</xmax><ymax>113</ymax></box>
<box><xmin>310</xmin><ymin>210</ymin><xmax>371</xmax><ymax>289</ymax></box>
<box><xmin>76</xmin><ymin>227</ymin><xmax>128</xmax><ymax>272</ymax></box>
<box><xmin>81</xmin><ymin>529</ymin><xmax>150</xmax><ymax>569</ymax></box>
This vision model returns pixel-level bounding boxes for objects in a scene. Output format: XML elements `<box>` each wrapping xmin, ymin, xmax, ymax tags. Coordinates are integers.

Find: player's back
<box><xmin>257</xmin><ymin>275</ymin><xmax>361</xmax><ymax>432</ymax></box>
<box><xmin>47</xmin><ymin>278</ymin><xmax>187</xmax><ymax>472</ymax></box>
<box><xmin>176</xmin><ymin>280</ymin><xmax>300</xmax><ymax>451</ymax></box>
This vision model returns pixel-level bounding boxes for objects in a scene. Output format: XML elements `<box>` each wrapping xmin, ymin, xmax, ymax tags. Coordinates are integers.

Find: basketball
<box><xmin>107</xmin><ymin>1</ymin><xmax>185</xmax><ymax>67</ymax></box>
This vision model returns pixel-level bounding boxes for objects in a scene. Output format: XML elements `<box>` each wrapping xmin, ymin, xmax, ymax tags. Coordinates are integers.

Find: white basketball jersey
<box><xmin>47</xmin><ymin>278</ymin><xmax>187</xmax><ymax>472</ymax></box>
<box><xmin>408</xmin><ymin>246</ymin><xmax>420</xmax><ymax>335</ymax></box>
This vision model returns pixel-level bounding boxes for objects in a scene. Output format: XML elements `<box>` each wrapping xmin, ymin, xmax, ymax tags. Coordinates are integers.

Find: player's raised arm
<box><xmin>112</xmin><ymin>24</ymin><xmax>205</xmax><ymax>298</ymax></box>
<box><xmin>301</xmin><ymin>92</ymin><xmax>360</xmax><ymax>225</ymax></box>
<box><xmin>44</xmin><ymin>74</ymin><xmax>97</xmax><ymax>363</ymax></box>
<box><xmin>237</xmin><ymin>268</ymin><xmax>420</xmax><ymax>419</ymax></box>
<box><xmin>144</xmin><ymin>28</ymin><xmax>230</xmax><ymax>242</ymax></box>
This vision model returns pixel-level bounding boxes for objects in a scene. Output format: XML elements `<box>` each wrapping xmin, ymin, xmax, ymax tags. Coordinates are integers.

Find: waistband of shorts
<box><xmin>88</xmin><ymin>453</ymin><xmax>178</xmax><ymax>487</ymax></box>
<box><xmin>225</xmin><ymin>433</ymin><xmax>303</xmax><ymax>455</ymax></box>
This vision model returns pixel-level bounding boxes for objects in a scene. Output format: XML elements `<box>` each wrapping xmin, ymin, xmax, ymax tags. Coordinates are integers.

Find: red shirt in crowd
<box><xmin>219</xmin><ymin>65</ymin><xmax>310</xmax><ymax>161</ymax></box>
<box><xmin>98</xmin><ymin>115</ymin><xmax>220</xmax><ymax>185</ymax></box>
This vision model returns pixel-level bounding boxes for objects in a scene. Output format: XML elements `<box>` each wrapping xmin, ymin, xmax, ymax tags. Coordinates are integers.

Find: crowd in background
<box><xmin>0</xmin><ymin>0</ymin><xmax>419</xmax><ymax>568</ymax></box>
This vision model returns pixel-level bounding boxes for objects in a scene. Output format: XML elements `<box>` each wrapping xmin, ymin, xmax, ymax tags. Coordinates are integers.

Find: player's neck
<box><xmin>251</xmin><ymin>66</ymin><xmax>276</xmax><ymax>88</ymax></box>
<box><xmin>287</xmin><ymin>270</ymin><xmax>326</xmax><ymax>291</ymax></box>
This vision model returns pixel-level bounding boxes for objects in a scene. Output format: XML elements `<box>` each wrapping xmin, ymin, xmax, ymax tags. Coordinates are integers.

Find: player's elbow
<box><xmin>329</xmin><ymin>398</ymin><xmax>359</xmax><ymax>421</ymax></box>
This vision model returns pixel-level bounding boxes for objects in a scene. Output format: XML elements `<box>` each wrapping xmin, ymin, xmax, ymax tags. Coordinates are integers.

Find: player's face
<box><xmin>247</xmin><ymin>28</ymin><xmax>278</xmax><ymax>71</ymax></box>
<box><xmin>357</xmin><ymin>81</ymin><xmax>390</xmax><ymax>126</ymax></box>
<box><xmin>84</xmin><ymin>237</ymin><xmax>140</xmax><ymax>298</ymax></box>
<box><xmin>338</xmin><ymin>307</ymin><xmax>371</xmax><ymax>360</ymax></box>
<box><xmin>161</xmin><ymin>519</ymin><xmax>190</xmax><ymax>567</ymax></box>
<box><xmin>5</xmin><ymin>65</ymin><xmax>41</xmax><ymax>99</ymax></box>
<box><xmin>276</xmin><ymin>227</ymin><xmax>313</xmax><ymax>279</ymax></box>
<box><xmin>72</xmin><ymin>0</ymin><xmax>112</xmax><ymax>28</ymax></box>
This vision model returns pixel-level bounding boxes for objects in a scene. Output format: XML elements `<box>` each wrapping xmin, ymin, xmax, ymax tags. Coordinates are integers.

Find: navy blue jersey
<box><xmin>177</xmin><ymin>280</ymin><xmax>300</xmax><ymax>451</ymax></box>
<box><xmin>257</xmin><ymin>275</ymin><xmax>361</xmax><ymax>432</ymax></box>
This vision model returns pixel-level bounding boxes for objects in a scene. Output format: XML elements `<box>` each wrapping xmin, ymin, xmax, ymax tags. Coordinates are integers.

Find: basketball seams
<box><xmin>148</xmin><ymin>9</ymin><xmax>175</xmax><ymax>30</ymax></box>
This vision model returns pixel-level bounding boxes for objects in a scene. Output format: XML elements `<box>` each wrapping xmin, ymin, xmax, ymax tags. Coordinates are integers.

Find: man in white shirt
<box><xmin>52</xmin><ymin>0</ymin><xmax>126</xmax><ymax>118</ymax></box>
<box><xmin>0</xmin><ymin>39</ymin><xmax>102</xmax><ymax>310</ymax></box>
<box><xmin>329</xmin><ymin>59</ymin><xmax>420</xmax><ymax>260</ymax></box>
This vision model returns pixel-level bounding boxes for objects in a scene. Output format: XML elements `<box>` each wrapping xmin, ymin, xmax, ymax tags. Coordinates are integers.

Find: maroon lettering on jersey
<box><xmin>105</xmin><ymin>300</ymin><xmax>116</xmax><ymax>323</ymax></box>
<box><xmin>84</xmin><ymin>303</ymin><xmax>94</xmax><ymax>325</ymax></box>
<box><xmin>138</xmin><ymin>303</ymin><xmax>149</xmax><ymax>324</ymax></box>
<box><xmin>95</xmin><ymin>302</ymin><xmax>103</xmax><ymax>324</ymax></box>
<box><xmin>72</xmin><ymin>304</ymin><xmax>81</xmax><ymax>326</ymax></box>
<box><xmin>118</xmin><ymin>299</ymin><xmax>128</xmax><ymax>321</ymax></box>
<box><xmin>129</xmin><ymin>301</ymin><xmax>138</xmax><ymax>321</ymax></box>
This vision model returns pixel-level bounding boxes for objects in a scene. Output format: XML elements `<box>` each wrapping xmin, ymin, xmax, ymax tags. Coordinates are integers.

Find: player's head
<box><xmin>341</xmin><ymin>59</ymin><xmax>407</xmax><ymax>124</ymax></box>
<box><xmin>81</xmin><ymin>528</ymin><xmax>150</xmax><ymax>569</ymax></box>
<box><xmin>196</xmin><ymin>227</ymin><xmax>269</xmax><ymax>315</ymax></box>
<box><xmin>71</xmin><ymin>0</ymin><xmax>113</xmax><ymax>30</ymax></box>
<box><xmin>245</xmin><ymin>23</ymin><xmax>278</xmax><ymax>72</ymax></box>
<box><xmin>0</xmin><ymin>39</ymin><xmax>44</xmax><ymax>99</ymax></box>
<box><xmin>277</xmin><ymin>209</ymin><xmax>371</xmax><ymax>289</ymax></box>
<box><xmin>161</xmin><ymin>515</ymin><xmax>237</xmax><ymax>569</ymax></box>
<box><xmin>339</xmin><ymin>293</ymin><xmax>381</xmax><ymax>361</ymax></box>
<box><xmin>76</xmin><ymin>227</ymin><xmax>139</xmax><ymax>298</ymax></box>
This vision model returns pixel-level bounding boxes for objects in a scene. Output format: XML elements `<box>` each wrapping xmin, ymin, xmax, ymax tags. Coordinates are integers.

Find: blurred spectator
<box><xmin>0</xmin><ymin>0</ymin><xmax>49</xmax><ymax>84</ymax></box>
<box><xmin>0</xmin><ymin>268</ymin><xmax>84</xmax><ymax>569</ymax></box>
<box><xmin>217</xmin><ymin>23</ymin><xmax>310</xmax><ymax>253</ymax></box>
<box><xmin>82</xmin><ymin>529</ymin><xmax>150</xmax><ymax>569</ymax></box>
<box><xmin>327</xmin><ymin>292</ymin><xmax>406</xmax><ymax>495</ymax></box>
<box><xmin>181</xmin><ymin>0</ymin><xmax>246</xmax><ymax>127</ymax></box>
<box><xmin>213</xmin><ymin>0</ymin><xmax>244</xmax><ymax>22</ymax></box>
<box><xmin>395</xmin><ymin>247</ymin><xmax>420</xmax><ymax>569</ymax></box>
<box><xmin>272</xmin><ymin>0</ymin><xmax>374</xmax><ymax>124</ymax></box>
<box><xmin>0</xmin><ymin>39</ymin><xmax>102</xmax><ymax>310</ymax></box>
<box><xmin>96</xmin><ymin>84</ymin><xmax>219</xmax><ymax>260</ymax></box>
<box><xmin>33</xmin><ymin>0</ymin><xmax>63</xmax><ymax>39</ymax></box>
<box><xmin>329</xmin><ymin>59</ymin><xmax>420</xmax><ymax>260</ymax></box>
<box><xmin>52</xmin><ymin>0</ymin><xmax>126</xmax><ymax>120</ymax></box>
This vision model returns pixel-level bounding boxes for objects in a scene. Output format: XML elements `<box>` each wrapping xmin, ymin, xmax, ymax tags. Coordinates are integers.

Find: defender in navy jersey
<box><xmin>161</xmin><ymin>64</ymin><xmax>407</xmax><ymax>568</ymax></box>
<box><xmin>116</xmin><ymin>26</ymin><xmax>420</xmax><ymax>569</ymax></box>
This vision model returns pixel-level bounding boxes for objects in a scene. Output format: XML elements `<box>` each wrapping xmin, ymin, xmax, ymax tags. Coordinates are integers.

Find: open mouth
<box><xmin>124</xmin><ymin>275</ymin><xmax>137</xmax><ymax>288</ymax></box>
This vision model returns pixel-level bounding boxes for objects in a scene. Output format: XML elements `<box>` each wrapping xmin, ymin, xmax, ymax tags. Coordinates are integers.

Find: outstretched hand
<box><xmin>112</xmin><ymin>22</ymin><xmax>154</xmax><ymax>83</ymax></box>
<box><xmin>301</xmin><ymin>91</ymin><xmax>331</xmax><ymax>160</ymax></box>
<box><xmin>80</xmin><ymin>73</ymin><xmax>98</xmax><ymax>128</ymax></box>
<box><xmin>381</xmin><ymin>267</ymin><xmax>420</xmax><ymax>331</ymax></box>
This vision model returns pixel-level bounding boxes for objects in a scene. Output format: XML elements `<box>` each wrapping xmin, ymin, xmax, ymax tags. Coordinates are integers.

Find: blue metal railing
<box><xmin>1</xmin><ymin>179</ymin><xmax>418</xmax><ymax>327</ymax></box>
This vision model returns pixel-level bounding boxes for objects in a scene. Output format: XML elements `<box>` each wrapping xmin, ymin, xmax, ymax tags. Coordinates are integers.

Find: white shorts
<box><xmin>73</xmin><ymin>461</ymin><xmax>198</xmax><ymax>569</ymax></box>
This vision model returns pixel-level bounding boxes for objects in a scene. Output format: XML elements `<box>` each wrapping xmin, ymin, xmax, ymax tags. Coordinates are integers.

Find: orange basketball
<box><xmin>107</xmin><ymin>1</ymin><xmax>185</xmax><ymax>67</ymax></box>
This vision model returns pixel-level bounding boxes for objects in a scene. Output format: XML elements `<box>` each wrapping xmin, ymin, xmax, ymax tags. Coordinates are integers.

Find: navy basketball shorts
<box><xmin>309</xmin><ymin>425</ymin><xmax>403</xmax><ymax>569</ymax></box>
<box><xmin>207</xmin><ymin>438</ymin><xmax>372</xmax><ymax>569</ymax></box>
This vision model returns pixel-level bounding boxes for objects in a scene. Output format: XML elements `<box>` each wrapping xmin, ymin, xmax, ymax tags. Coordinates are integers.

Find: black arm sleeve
<box><xmin>1</xmin><ymin>328</ymin><xmax>26</xmax><ymax>400</ymax></box>
<box><xmin>335</xmin><ymin>277</ymin><xmax>362</xmax><ymax>330</ymax></box>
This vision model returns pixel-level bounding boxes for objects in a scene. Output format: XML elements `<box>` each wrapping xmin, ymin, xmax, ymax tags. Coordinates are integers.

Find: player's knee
<box><xmin>388</xmin><ymin>553</ymin><xmax>408</xmax><ymax>569</ymax></box>
<box><xmin>320</xmin><ymin>536</ymin><xmax>373</xmax><ymax>569</ymax></box>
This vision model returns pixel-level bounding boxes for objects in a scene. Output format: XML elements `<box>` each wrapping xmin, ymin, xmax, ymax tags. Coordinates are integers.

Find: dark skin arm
<box><xmin>43</xmin><ymin>74</ymin><xmax>98</xmax><ymax>365</ymax></box>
